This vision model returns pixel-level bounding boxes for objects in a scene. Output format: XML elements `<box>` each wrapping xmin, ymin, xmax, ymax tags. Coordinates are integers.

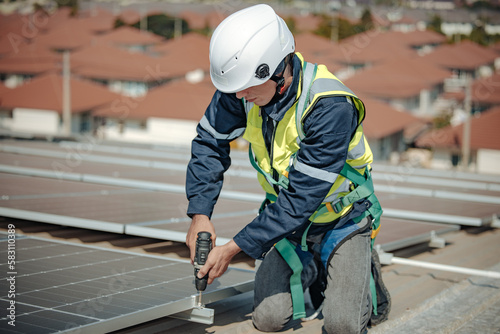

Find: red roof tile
<box><xmin>95</xmin><ymin>26</ymin><xmax>164</xmax><ymax>48</ymax></box>
<box><xmin>70</xmin><ymin>44</ymin><xmax>167</xmax><ymax>82</ymax></box>
<box><xmin>2</xmin><ymin>40</ymin><xmax>60</xmax><ymax>60</ymax></box>
<box><xmin>415</xmin><ymin>106</ymin><xmax>500</xmax><ymax>150</ymax></box>
<box><xmin>34</xmin><ymin>21</ymin><xmax>97</xmax><ymax>50</ymax></box>
<box><xmin>0</xmin><ymin>72</ymin><xmax>122</xmax><ymax>113</ymax></box>
<box><xmin>422</xmin><ymin>40</ymin><xmax>498</xmax><ymax>71</ymax></box>
<box><xmin>205</xmin><ymin>11</ymin><xmax>228</xmax><ymax>29</ymax></box>
<box><xmin>0</xmin><ymin>41</ymin><xmax>61</xmax><ymax>75</ymax></box>
<box><xmin>337</xmin><ymin>30</ymin><xmax>420</xmax><ymax>65</ymax></box>
<box><xmin>295</xmin><ymin>32</ymin><xmax>338</xmax><ymax>59</ymax></box>
<box><xmin>94</xmin><ymin>77</ymin><xmax>215</xmax><ymax>121</ymax></box>
<box><xmin>117</xmin><ymin>9</ymin><xmax>142</xmax><ymax>25</ymax></box>
<box><xmin>179</xmin><ymin>11</ymin><xmax>206</xmax><ymax>30</ymax></box>
<box><xmin>445</xmin><ymin>72</ymin><xmax>500</xmax><ymax>106</ymax></box>
<box><xmin>291</xmin><ymin>14</ymin><xmax>322</xmax><ymax>33</ymax></box>
<box><xmin>152</xmin><ymin>33</ymin><xmax>210</xmax><ymax>77</ymax></box>
<box><xmin>0</xmin><ymin>81</ymin><xmax>10</xmax><ymax>96</ymax></box>
<box><xmin>0</xmin><ymin>34</ymin><xmax>28</xmax><ymax>56</ymax></box>
<box><xmin>361</xmin><ymin>95</ymin><xmax>422</xmax><ymax>139</ymax></box>
<box><xmin>344</xmin><ymin>56</ymin><xmax>451</xmax><ymax>98</ymax></box>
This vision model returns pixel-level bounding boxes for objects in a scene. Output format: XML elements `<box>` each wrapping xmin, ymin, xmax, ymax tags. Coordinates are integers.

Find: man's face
<box><xmin>235</xmin><ymin>79</ymin><xmax>276</xmax><ymax>106</ymax></box>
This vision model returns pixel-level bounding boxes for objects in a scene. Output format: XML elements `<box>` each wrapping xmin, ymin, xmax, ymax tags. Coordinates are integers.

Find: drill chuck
<box><xmin>194</xmin><ymin>231</ymin><xmax>212</xmax><ymax>292</ymax></box>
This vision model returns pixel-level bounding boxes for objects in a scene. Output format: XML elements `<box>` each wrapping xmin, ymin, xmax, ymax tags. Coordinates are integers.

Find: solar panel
<box><xmin>0</xmin><ymin>139</ymin><xmax>498</xmax><ymax>248</ymax></box>
<box><xmin>0</xmin><ymin>235</ymin><xmax>254</xmax><ymax>334</ymax></box>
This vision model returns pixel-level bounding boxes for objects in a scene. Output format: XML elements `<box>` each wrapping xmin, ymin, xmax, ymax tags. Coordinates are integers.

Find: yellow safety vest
<box><xmin>242</xmin><ymin>53</ymin><xmax>373</xmax><ymax>223</ymax></box>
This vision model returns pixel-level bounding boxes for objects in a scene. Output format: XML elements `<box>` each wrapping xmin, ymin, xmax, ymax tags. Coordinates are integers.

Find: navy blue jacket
<box><xmin>186</xmin><ymin>55</ymin><xmax>359</xmax><ymax>259</ymax></box>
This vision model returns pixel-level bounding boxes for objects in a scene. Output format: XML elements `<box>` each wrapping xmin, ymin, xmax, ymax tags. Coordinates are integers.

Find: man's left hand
<box><xmin>196</xmin><ymin>239</ymin><xmax>241</xmax><ymax>285</ymax></box>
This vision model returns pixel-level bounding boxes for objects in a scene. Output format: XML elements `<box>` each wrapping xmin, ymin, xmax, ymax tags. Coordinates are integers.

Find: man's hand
<box><xmin>196</xmin><ymin>240</ymin><xmax>241</xmax><ymax>285</ymax></box>
<box><xmin>186</xmin><ymin>214</ymin><xmax>216</xmax><ymax>264</ymax></box>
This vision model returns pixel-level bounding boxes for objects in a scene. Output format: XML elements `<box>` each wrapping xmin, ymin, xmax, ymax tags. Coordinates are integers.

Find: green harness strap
<box><xmin>248</xmin><ymin>143</ymin><xmax>290</xmax><ymax>190</ymax></box>
<box><xmin>274</xmin><ymin>238</ymin><xmax>307</xmax><ymax>320</ymax></box>
<box><xmin>272</xmin><ymin>163</ymin><xmax>383</xmax><ymax>319</ymax></box>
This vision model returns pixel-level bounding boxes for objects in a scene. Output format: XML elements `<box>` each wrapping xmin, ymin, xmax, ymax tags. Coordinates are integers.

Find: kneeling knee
<box><xmin>253</xmin><ymin>294</ymin><xmax>291</xmax><ymax>332</ymax></box>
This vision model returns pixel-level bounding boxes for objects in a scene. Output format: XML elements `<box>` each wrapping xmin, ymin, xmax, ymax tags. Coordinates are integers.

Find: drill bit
<box><xmin>198</xmin><ymin>291</ymin><xmax>203</xmax><ymax>308</ymax></box>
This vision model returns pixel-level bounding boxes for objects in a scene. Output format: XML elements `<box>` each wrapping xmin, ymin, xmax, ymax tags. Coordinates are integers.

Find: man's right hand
<box><xmin>186</xmin><ymin>214</ymin><xmax>216</xmax><ymax>264</ymax></box>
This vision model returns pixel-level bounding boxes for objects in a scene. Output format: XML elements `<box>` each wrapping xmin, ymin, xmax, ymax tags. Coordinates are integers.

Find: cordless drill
<box><xmin>194</xmin><ymin>231</ymin><xmax>212</xmax><ymax>307</ymax></box>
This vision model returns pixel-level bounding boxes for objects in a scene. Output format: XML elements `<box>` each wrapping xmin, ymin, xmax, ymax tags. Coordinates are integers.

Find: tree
<box><xmin>132</xmin><ymin>14</ymin><xmax>189</xmax><ymax>39</ymax></box>
<box><xmin>428</xmin><ymin>14</ymin><xmax>443</xmax><ymax>35</ymax></box>
<box><xmin>359</xmin><ymin>8</ymin><xmax>374</xmax><ymax>31</ymax></box>
<box><xmin>55</xmin><ymin>0</ymin><xmax>79</xmax><ymax>16</ymax></box>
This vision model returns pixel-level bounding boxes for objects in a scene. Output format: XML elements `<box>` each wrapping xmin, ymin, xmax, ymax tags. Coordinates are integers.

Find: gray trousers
<box><xmin>252</xmin><ymin>224</ymin><xmax>372</xmax><ymax>333</ymax></box>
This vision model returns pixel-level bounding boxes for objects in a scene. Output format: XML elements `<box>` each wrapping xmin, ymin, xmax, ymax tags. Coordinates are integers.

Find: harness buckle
<box><xmin>332</xmin><ymin>200</ymin><xmax>344</xmax><ymax>213</ymax></box>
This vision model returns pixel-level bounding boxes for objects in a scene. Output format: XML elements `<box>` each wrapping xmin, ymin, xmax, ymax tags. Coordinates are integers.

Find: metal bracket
<box><xmin>491</xmin><ymin>214</ymin><xmax>500</xmax><ymax>228</ymax></box>
<box><xmin>375</xmin><ymin>245</ymin><xmax>393</xmax><ymax>266</ymax></box>
<box><xmin>168</xmin><ymin>306</ymin><xmax>214</xmax><ymax>325</ymax></box>
<box><xmin>428</xmin><ymin>230</ymin><xmax>446</xmax><ymax>248</ymax></box>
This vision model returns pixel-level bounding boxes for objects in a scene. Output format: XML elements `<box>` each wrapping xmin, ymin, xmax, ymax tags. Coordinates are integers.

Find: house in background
<box><xmin>92</xmin><ymin>77</ymin><xmax>215</xmax><ymax>146</ymax></box>
<box><xmin>149</xmin><ymin>32</ymin><xmax>210</xmax><ymax>81</ymax></box>
<box><xmin>344</xmin><ymin>56</ymin><xmax>451</xmax><ymax>116</ymax></box>
<box><xmin>0</xmin><ymin>72</ymin><xmax>122</xmax><ymax>135</ymax></box>
<box><xmin>94</xmin><ymin>26</ymin><xmax>164</xmax><ymax>52</ymax></box>
<box><xmin>415</xmin><ymin>106</ymin><xmax>500</xmax><ymax>174</ymax></box>
<box><xmin>422</xmin><ymin>40</ymin><xmax>499</xmax><ymax>91</ymax></box>
<box><xmin>70</xmin><ymin>43</ymin><xmax>170</xmax><ymax>97</ymax></box>
<box><xmin>0</xmin><ymin>41</ymin><xmax>61</xmax><ymax>88</ymax></box>
<box><xmin>362</xmin><ymin>95</ymin><xmax>423</xmax><ymax>161</ymax></box>
<box><xmin>444</xmin><ymin>71</ymin><xmax>500</xmax><ymax>116</ymax></box>
<box><xmin>315</xmin><ymin>30</ymin><xmax>445</xmax><ymax>80</ymax></box>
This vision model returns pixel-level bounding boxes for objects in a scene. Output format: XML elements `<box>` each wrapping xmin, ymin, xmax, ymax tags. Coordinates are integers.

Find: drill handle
<box><xmin>194</xmin><ymin>231</ymin><xmax>212</xmax><ymax>267</ymax></box>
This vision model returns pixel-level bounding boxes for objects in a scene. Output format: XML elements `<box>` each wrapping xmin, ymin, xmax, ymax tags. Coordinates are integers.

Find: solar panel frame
<box><xmin>0</xmin><ymin>235</ymin><xmax>255</xmax><ymax>334</ymax></box>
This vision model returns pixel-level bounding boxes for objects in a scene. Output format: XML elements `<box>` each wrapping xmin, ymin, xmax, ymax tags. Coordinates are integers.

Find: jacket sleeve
<box><xmin>186</xmin><ymin>91</ymin><xmax>247</xmax><ymax>219</ymax></box>
<box><xmin>233</xmin><ymin>96</ymin><xmax>359</xmax><ymax>259</ymax></box>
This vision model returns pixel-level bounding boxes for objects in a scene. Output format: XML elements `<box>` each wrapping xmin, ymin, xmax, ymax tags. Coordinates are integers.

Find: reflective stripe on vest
<box><xmin>200</xmin><ymin>115</ymin><xmax>246</xmax><ymax>141</ymax></box>
<box><xmin>242</xmin><ymin>52</ymin><xmax>373</xmax><ymax>224</ymax></box>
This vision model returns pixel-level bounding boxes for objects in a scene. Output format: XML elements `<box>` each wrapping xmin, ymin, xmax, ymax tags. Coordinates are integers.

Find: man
<box><xmin>185</xmin><ymin>4</ymin><xmax>387</xmax><ymax>333</ymax></box>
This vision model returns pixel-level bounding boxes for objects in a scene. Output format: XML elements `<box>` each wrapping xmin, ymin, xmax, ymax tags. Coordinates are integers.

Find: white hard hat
<box><xmin>209</xmin><ymin>4</ymin><xmax>295</xmax><ymax>93</ymax></box>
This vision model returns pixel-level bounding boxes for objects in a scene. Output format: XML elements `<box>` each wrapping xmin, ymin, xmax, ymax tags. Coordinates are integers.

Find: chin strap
<box><xmin>271</xmin><ymin>75</ymin><xmax>286</xmax><ymax>95</ymax></box>
<box><xmin>270</xmin><ymin>54</ymin><xmax>293</xmax><ymax>98</ymax></box>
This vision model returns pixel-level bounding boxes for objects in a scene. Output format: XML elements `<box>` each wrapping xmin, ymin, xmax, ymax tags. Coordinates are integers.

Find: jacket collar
<box><xmin>260</xmin><ymin>54</ymin><xmax>302</xmax><ymax>122</ymax></box>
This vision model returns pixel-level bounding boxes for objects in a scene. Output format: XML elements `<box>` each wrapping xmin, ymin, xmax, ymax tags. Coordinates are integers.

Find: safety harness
<box><xmin>249</xmin><ymin>60</ymin><xmax>383</xmax><ymax>320</ymax></box>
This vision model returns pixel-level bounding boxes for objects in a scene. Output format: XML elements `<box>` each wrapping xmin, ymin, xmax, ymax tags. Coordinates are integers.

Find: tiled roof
<box><xmin>179</xmin><ymin>10</ymin><xmax>228</xmax><ymax>31</ymax></box>
<box><xmin>152</xmin><ymin>33</ymin><xmax>210</xmax><ymax>77</ymax></box>
<box><xmin>2</xmin><ymin>40</ymin><xmax>61</xmax><ymax>60</ymax></box>
<box><xmin>34</xmin><ymin>21</ymin><xmax>98</xmax><ymax>50</ymax></box>
<box><xmin>117</xmin><ymin>9</ymin><xmax>142</xmax><ymax>25</ymax></box>
<box><xmin>422</xmin><ymin>40</ymin><xmax>498</xmax><ymax>71</ymax></box>
<box><xmin>290</xmin><ymin>14</ymin><xmax>322</xmax><ymax>32</ymax></box>
<box><xmin>445</xmin><ymin>72</ymin><xmax>500</xmax><ymax>106</ymax></box>
<box><xmin>361</xmin><ymin>95</ymin><xmax>421</xmax><ymax>139</ymax></box>
<box><xmin>95</xmin><ymin>26</ymin><xmax>164</xmax><ymax>47</ymax></box>
<box><xmin>0</xmin><ymin>61</ymin><xmax>58</xmax><ymax>76</ymax></box>
<box><xmin>415</xmin><ymin>106</ymin><xmax>500</xmax><ymax>150</ymax></box>
<box><xmin>0</xmin><ymin>41</ymin><xmax>61</xmax><ymax>75</ymax></box>
<box><xmin>336</xmin><ymin>30</ymin><xmax>417</xmax><ymax>65</ymax></box>
<box><xmin>70</xmin><ymin>44</ymin><xmax>167</xmax><ymax>82</ymax></box>
<box><xmin>0</xmin><ymin>81</ymin><xmax>9</xmax><ymax>96</ymax></box>
<box><xmin>0</xmin><ymin>35</ymin><xmax>28</xmax><ymax>56</ymax></box>
<box><xmin>94</xmin><ymin>77</ymin><xmax>215</xmax><ymax>121</ymax></box>
<box><xmin>179</xmin><ymin>11</ymin><xmax>206</xmax><ymax>30</ymax></box>
<box><xmin>344</xmin><ymin>56</ymin><xmax>451</xmax><ymax>99</ymax></box>
<box><xmin>0</xmin><ymin>72</ymin><xmax>122</xmax><ymax>113</ymax></box>
<box><xmin>392</xmin><ymin>29</ymin><xmax>447</xmax><ymax>47</ymax></box>
<box><xmin>295</xmin><ymin>32</ymin><xmax>338</xmax><ymax>59</ymax></box>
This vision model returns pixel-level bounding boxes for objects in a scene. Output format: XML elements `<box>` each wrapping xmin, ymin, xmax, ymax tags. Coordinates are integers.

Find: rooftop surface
<box><xmin>0</xmin><ymin>138</ymin><xmax>499</xmax><ymax>333</ymax></box>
